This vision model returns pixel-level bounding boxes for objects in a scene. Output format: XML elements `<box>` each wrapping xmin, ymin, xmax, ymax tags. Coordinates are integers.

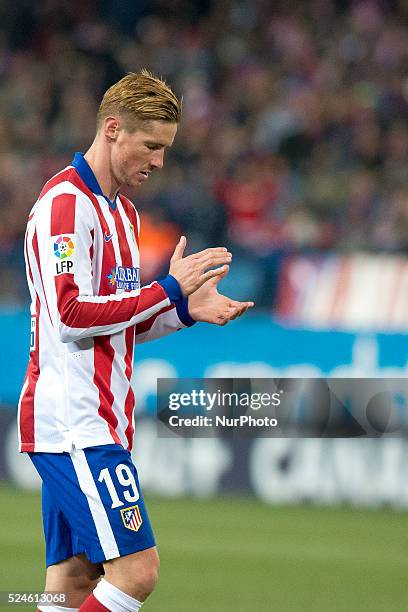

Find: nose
<box><xmin>151</xmin><ymin>149</ymin><xmax>164</xmax><ymax>170</ymax></box>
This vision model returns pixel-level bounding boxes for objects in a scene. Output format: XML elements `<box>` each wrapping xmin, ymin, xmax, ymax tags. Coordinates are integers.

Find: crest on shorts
<box><xmin>120</xmin><ymin>505</ymin><xmax>143</xmax><ymax>532</ymax></box>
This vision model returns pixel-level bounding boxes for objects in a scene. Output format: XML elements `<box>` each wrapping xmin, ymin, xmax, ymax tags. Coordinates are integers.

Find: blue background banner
<box><xmin>2</xmin><ymin>308</ymin><xmax>408</xmax><ymax>407</ymax></box>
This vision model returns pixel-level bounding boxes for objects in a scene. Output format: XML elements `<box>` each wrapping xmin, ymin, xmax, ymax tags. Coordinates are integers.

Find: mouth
<box><xmin>138</xmin><ymin>171</ymin><xmax>149</xmax><ymax>180</ymax></box>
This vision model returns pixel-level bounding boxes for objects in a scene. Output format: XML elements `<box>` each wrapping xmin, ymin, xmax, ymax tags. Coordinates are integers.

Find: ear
<box><xmin>104</xmin><ymin>117</ymin><xmax>120</xmax><ymax>141</ymax></box>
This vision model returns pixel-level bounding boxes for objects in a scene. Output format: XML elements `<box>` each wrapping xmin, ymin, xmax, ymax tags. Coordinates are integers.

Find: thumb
<box><xmin>170</xmin><ymin>235</ymin><xmax>186</xmax><ymax>262</ymax></box>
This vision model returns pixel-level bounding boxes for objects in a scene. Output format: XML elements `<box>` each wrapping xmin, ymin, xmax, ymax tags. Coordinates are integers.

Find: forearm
<box><xmin>57</xmin><ymin>279</ymin><xmax>170</xmax><ymax>342</ymax></box>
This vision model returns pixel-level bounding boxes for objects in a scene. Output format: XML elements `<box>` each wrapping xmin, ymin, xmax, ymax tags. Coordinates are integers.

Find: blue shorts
<box><xmin>29</xmin><ymin>444</ymin><xmax>156</xmax><ymax>567</ymax></box>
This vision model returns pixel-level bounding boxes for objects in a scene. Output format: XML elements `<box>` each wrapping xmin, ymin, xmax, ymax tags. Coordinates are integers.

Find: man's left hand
<box><xmin>187</xmin><ymin>267</ymin><xmax>254</xmax><ymax>325</ymax></box>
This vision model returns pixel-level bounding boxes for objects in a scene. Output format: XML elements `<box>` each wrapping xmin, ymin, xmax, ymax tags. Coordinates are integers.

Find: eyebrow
<box><xmin>144</xmin><ymin>139</ymin><xmax>172</xmax><ymax>148</ymax></box>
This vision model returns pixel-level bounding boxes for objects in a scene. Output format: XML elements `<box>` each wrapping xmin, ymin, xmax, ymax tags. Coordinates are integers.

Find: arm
<box><xmin>56</xmin><ymin>277</ymin><xmax>173</xmax><ymax>343</ymax></box>
<box><xmin>135</xmin><ymin>299</ymin><xmax>195</xmax><ymax>345</ymax></box>
<box><xmin>35</xmin><ymin>190</ymin><xmax>175</xmax><ymax>343</ymax></box>
<box><xmin>35</xmin><ymin>191</ymin><xmax>231</xmax><ymax>343</ymax></box>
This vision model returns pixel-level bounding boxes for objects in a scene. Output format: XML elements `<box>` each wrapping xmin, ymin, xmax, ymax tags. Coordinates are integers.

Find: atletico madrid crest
<box><xmin>120</xmin><ymin>505</ymin><xmax>143</xmax><ymax>532</ymax></box>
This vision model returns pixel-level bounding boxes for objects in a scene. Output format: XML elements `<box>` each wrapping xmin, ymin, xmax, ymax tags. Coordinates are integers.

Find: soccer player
<box><xmin>18</xmin><ymin>70</ymin><xmax>253</xmax><ymax>612</ymax></box>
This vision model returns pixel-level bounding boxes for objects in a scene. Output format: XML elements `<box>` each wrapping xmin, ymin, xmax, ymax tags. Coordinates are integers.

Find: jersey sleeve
<box><xmin>135</xmin><ymin>299</ymin><xmax>195</xmax><ymax>344</ymax></box>
<box><xmin>33</xmin><ymin>189</ymin><xmax>178</xmax><ymax>343</ymax></box>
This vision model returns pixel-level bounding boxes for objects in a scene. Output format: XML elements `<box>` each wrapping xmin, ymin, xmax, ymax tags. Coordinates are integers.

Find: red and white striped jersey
<box><xmin>18</xmin><ymin>152</ymin><xmax>194</xmax><ymax>453</ymax></box>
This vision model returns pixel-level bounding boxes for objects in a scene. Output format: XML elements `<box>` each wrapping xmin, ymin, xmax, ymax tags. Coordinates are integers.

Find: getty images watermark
<box><xmin>167</xmin><ymin>387</ymin><xmax>282</xmax><ymax>428</ymax></box>
<box><xmin>156</xmin><ymin>378</ymin><xmax>408</xmax><ymax>438</ymax></box>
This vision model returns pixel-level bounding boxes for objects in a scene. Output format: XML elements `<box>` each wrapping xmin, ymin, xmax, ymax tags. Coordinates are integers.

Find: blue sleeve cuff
<box><xmin>157</xmin><ymin>274</ymin><xmax>183</xmax><ymax>303</ymax></box>
<box><xmin>157</xmin><ymin>275</ymin><xmax>196</xmax><ymax>326</ymax></box>
<box><xmin>176</xmin><ymin>297</ymin><xmax>196</xmax><ymax>327</ymax></box>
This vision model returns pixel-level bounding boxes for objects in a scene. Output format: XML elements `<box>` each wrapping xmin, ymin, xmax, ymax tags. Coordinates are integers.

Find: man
<box><xmin>19</xmin><ymin>69</ymin><xmax>253</xmax><ymax>612</ymax></box>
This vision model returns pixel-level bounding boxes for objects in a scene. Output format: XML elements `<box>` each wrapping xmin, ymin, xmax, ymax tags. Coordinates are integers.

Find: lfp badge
<box><xmin>53</xmin><ymin>235</ymin><xmax>75</xmax><ymax>274</ymax></box>
<box><xmin>120</xmin><ymin>505</ymin><xmax>143</xmax><ymax>532</ymax></box>
<box><xmin>54</xmin><ymin>235</ymin><xmax>74</xmax><ymax>259</ymax></box>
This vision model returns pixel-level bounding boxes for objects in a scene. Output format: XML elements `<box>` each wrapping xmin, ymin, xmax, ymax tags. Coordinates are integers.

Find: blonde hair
<box><xmin>96</xmin><ymin>69</ymin><xmax>181</xmax><ymax>131</ymax></box>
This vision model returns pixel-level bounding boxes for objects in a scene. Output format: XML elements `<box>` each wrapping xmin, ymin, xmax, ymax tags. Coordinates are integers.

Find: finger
<box><xmin>234</xmin><ymin>304</ymin><xmax>252</xmax><ymax>318</ymax></box>
<box><xmin>237</xmin><ymin>305</ymin><xmax>249</xmax><ymax>318</ymax></box>
<box><xmin>199</xmin><ymin>255</ymin><xmax>232</xmax><ymax>271</ymax></box>
<box><xmin>229</xmin><ymin>300</ymin><xmax>255</xmax><ymax>310</ymax></box>
<box><xmin>211</xmin><ymin>265</ymin><xmax>230</xmax><ymax>285</ymax></box>
<box><xmin>170</xmin><ymin>235</ymin><xmax>187</xmax><ymax>263</ymax></box>
<box><xmin>226</xmin><ymin>301</ymin><xmax>253</xmax><ymax>320</ymax></box>
<box><xmin>198</xmin><ymin>265</ymin><xmax>229</xmax><ymax>287</ymax></box>
<box><xmin>227</xmin><ymin>306</ymin><xmax>244</xmax><ymax>321</ymax></box>
<box><xmin>227</xmin><ymin>299</ymin><xmax>254</xmax><ymax>309</ymax></box>
<box><xmin>202</xmin><ymin>252</ymin><xmax>232</xmax><ymax>265</ymax></box>
<box><xmin>212</xmin><ymin>287</ymin><xmax>255</xmax><ymax>306</ymax></box>
<box><xmin>188</xmin><ymin>247</ymin><xmax>229</xmax><ymax>261</ymax></box>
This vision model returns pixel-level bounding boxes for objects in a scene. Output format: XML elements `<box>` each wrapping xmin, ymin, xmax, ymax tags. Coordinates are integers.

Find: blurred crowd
<box><xmin>0</xmin><ymin>0</ymin><xmax>407</xmax><ymax>306</ymax></box>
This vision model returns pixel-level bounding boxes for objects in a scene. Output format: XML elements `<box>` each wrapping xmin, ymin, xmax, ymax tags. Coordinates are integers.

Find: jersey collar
<box><xmin>72</xmin><ymin>152</ymin><xmax>118</xmax><ymax>211</ymax></box>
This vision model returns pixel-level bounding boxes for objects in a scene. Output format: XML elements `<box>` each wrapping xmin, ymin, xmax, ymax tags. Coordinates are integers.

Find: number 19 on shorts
<box><xmin>98</xmin><ymin>464</ymin><xmax>140</xmax><ymax>509</ymax></box>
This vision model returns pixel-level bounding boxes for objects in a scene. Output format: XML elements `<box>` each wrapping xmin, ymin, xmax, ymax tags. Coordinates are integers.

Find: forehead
<box><xmin>129</xmin><ymin>120</ymin><xmax>177</xmax><ymax>146</ymax></box>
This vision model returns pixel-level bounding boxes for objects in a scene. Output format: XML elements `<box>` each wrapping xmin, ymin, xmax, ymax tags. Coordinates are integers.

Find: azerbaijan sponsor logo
<box><xmin>107</xmin><ymin>265</ymin><xmax>140</xmax><ymax>291</ymax></box>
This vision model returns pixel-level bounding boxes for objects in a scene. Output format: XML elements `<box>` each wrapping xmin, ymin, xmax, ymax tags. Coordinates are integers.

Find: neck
<box><xmin>84</xmin><ymin>137</ymin><xmax>120</xmax><ymax>201</ymax></box>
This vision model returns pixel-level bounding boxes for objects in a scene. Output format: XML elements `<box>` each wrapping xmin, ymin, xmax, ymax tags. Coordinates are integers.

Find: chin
<box><xmin>125</xmin><ymin>177</ymin><xmax>142</xmax><ymax>188</ymax></box>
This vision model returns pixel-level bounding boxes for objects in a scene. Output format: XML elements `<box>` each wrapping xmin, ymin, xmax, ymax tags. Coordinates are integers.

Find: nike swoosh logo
<box><xmin>104</xmin><ymin>231</ymin><xmax>114</xmax><ymax>242</ymax></box>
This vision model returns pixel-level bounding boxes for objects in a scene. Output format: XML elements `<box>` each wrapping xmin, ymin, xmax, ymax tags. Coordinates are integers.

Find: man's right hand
<box><xmin>169</xmin><ymin>236</ymin><xmax>232</xmax><ymax>296</ymax></box>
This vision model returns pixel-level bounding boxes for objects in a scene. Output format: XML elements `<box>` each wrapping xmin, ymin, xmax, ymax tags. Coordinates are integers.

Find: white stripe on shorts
<box><xmin>71</xmin><ymin>447</ymin><xmax>120</xmax><ymax>559</ymax></box>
